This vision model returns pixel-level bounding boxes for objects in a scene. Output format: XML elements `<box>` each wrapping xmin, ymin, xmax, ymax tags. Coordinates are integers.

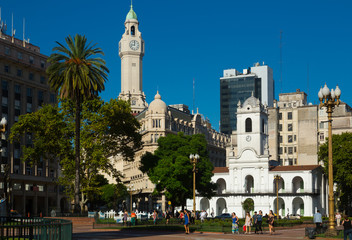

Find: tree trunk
<box><xmin>74</xmin><ymin>98</ymin><xmax>81</xmax><ymax>213</ymax></box>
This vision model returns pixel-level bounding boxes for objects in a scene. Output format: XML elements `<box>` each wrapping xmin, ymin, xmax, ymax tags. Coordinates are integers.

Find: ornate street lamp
<box><xmin>189</xmin><ymin>154</ymin><xmax>199</xmax><ymax>211</ymax></box>
<box><xmin>318</xmin><ymin>83</ymin><xmax>341</xmax><ymax>234</ymax></box>
<box><xmin>274</xmin><ymin>175</ymin><xmax>281</xmax><ymax>218</ymax></box>
<box><xmin>127</xmin><ymin>184</ymin><xmax>135</xmax><ymax>212</ymax></box>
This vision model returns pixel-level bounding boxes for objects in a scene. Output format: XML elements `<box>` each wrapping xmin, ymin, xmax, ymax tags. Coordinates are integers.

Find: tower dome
<box><xmin>148</xmin><ymin>91</ymin><xmax>167</xmax><ymax>113</ymax></box>
<box><xmin>126</xmin><ymin>4</ymin><xmax>138</xmax><ymax>20</ymax></box>
<box><xmin>243</xmin><ymin>92</ymin><xmax>260</xmax><ymax>108</ymax></box>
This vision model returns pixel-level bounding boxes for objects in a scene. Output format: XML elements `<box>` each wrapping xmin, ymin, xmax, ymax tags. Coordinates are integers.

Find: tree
<box><xmin>318</xmin><ymin>132</ymin><xmax>352</xmax><ymax>214</ymax></box>
<box><xmin>242</xmin><ymin>198</ymin><xmax>254</xmax><ymax>214</ymax></box>
<box><xmin>46</xmin><ymin>34</ymin><xmax>109</xmax><ymax>212</ymax></box>
<box><xmin>140</xmin><ymin>132</ymin><xmax>216</xmax><ymax>210</ymax></box>
<box><xmin>9</xmin><ymin>97</ymin><xmax>141</xmax><ymax>212</ymax></box>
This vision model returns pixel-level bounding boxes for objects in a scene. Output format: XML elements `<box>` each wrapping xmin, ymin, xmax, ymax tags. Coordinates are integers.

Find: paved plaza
<box><xmin>72</xmin><ymin>225</ymin><xmax>308</xmax><ymax>240</ymax></box>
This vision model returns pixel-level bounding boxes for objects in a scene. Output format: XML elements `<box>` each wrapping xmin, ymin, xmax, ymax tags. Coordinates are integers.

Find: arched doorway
<box><xmin>292</xmin><ymin>197</ymin><xmax>304</xmax><ymax>216</ymax></box>
<box><xmin>200</xmin><ymin>198</ymin><xmax>210</xmax><ymax>215</ymax></box>
<box><xmin>216</xmin><ymin>178</ymin><xmax>226</xmax><ymax>194</ymax></box>
<box><xmin>216</xmin><ymin>198</ymin><xmax>227</xmax><ymax>216</ymax></box>
<box><xmin>245</xmin><ymin>175</ymin><xmax>254</xmax><ymax>193</ymax></box>
<box><xmin>292</xmin><ymin>177</ymin><xmax>304</xmax><ymax>193</ymax></box>
<box><xmin>273</xmin><ymin>197</ymin><xmax>285</xmax><ymax>217</ymax></box>
<box><xmin>273</xmin><ymin>178</ymin><xmax>285</xmax><ymax>193</ymax></box>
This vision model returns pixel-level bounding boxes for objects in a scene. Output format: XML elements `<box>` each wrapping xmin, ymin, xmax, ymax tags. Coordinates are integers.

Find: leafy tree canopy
<box><xmin>140</xmin><ymin>132</ymin><xmax>216</xmax><ymax>208</ymax></box>
<box><xmin>9</xmin><ymin>97</ymin><xmax>141</xmax><ymax>209</ymax></box>
<box><xmin>318</xmin><ymin>132</ymin><xmax>352</xmax><ymax>212</ymax></box>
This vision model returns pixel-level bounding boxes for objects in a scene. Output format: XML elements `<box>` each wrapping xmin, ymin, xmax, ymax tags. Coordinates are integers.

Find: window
<box><xmin>261</xmin><ymin>119</ymin><xmax>265</xmax><ymax>133</ymax></box>
<box><xmin>294</xmin><ymin>135</ymin><xmax>297</xmax><ymax>141</ymax></box>
<box><xmin>294</xmin><ymin>146</ymin><xmax>297</xmax><ymax>152</ymax></box>
<box><xmin>15</xmin><ymin>84</ymin><xmax>21</xmax><ymax>94</ymax></box>
<box><xmin>50</xmin><ymin>94</ymin><xmax>56</xmax><ymax>103</ymax></box>
<box><xmin>288</xmin><ymin>158</ymin><xmax>293</xmax><ymax>165</ymax></box>
<box><xmin>284</xmin><ymin>147</ymin><xmax>287</xmax><ymax>153</ymax></box>
<box><xmin>294</xmin><ymin>159</ymin><xmax>297</xmax><ymax>165</ymax></box>
<box><xmin>279</xmin><ymin>135</ymin><xmax>282</xmax><ymax>143</ymax></box>
<box><xmin>26</xmin><ymin>167</ymin><xmax>32</xmax><ymax>175</ymax></box>
<box><xmin>288</xmin><ymin>135</ymin><xmax>293</xmax><ymax>143</ymax></box>
<box><xmin>26</xmin><ymin>103</ymin><xmax>32</xmax><ymax>113</ymax></box>
<box><xmin>40</xmin><ymin>60</ymin><xmax>45</xmax><ymax>68</ymax></box>
<box><xmin>288</xmin><ymin>124</ymin><xmax>293</xmax><ymax>131</ymax></box>
<box><xmin>1</xmin><ymin>147</ymin><xmax>7</xmax><ymax>157</ymax></box>
<box><xmin>29</xmin><ymin>72</ymin><xmax>34</xmax><ymax>80</ymax></box>
<box><xmin>2</xmin><ymin>97</ymin><xmax>7</xmax><ymax>107</ymax></box>
<box><xmin>288</xmin><ymin>147</ymin><xmax>293</xmax><ymax>154</ymax></box>
<box><xmin>29</xmin><ymin>56</ymin><xmax>34</xmax><ymax>64</ymax></box>
<box><xmin>37</xmin><ymin>168</ymin><xmax>43</xmax><ymax>177</ymax></box>
<box><xmin>5</xmin><ymin>47</ymin><xmax>10</xmax><ymax>55</ymax></box>
<box><xmin>4</xmin><ymin>65</ymin><xmax>10</xmax><ymax>73</ymax></box>
<box><xmin>279</xmin><ymin>147</ymin><xmax>283</xmax><ymax>154</ymax></box>
<box><xmin>2</xmin><ymin>81</ymin><xmax>8</xmax><ymax>91</ymax></box>
<box><xmin>131</xmin><ymin>26</ymin><xmax>135</xmax><ymax>35</ymax></box>
<box><xmin>17</xmin><ymin>52</ymin><xmax>22</xmax><ymax>59</ymax></box>
<box><xmin>245</xmin><ymin>118</ymin><xmax>252</xmax><ymax>132</ymax></box>
<box><xmin>319</xmin><ymin>122</ymin><xmax>325</xmax><ymax>129</ymax></box>
<box><xmin>320</xmin><ymin>133</ymin><xmax>325</xmax><ymax>141</ymax></box>
<box><xmin>50</xmin><ymin>169</ymin><xmax>55</xmax><ymax>178</ymax></box>
<box><xmin>13</xmin><ymin>182</ymin><xmax>21</xmax><ymax>189</ymax></box>
<box><xmin>17</xmin><ymin>69</ymin><xmax>22</xmax><ymax>77</ymax></box>
<box><xmin>14</xmin><ymin>148</ymin><xmax>21</xmax><ymax>159</ymax></box>
<box><xmin>40</xmin><ymin>76</ymin><xmax>45</xmax><ymax>84</ymax></box>
<box><xmin>15</xmin><ymin>100</ymin><xmax>20</xmax><ymax>110</ymax></box>
<box><xmin>27</xmin><ymin>88</ymin><xmax>32</xmax><ymax>97</ymax></box>
<box><xmin>279</xmin><ymin>113</ymin><xmax>282</xmax><ymax>120</ymax></box>
<box><xmin>288</xmin><ymin>112</ymin><xmax>292</xmax><ymax>120</ymax></box>
<box><xmin>279</xmin><ymin>124</ymin><xmax>282</xmax><ymax>131</ymax></box>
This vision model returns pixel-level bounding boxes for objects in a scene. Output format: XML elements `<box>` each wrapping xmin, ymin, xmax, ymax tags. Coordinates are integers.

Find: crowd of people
<box><xmin>231</xmin><ymin>210</ymin><xmax>275</xmax><ymax>235</ymax></box>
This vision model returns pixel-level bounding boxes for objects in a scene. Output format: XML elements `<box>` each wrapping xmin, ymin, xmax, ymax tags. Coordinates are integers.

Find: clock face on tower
<box><xmin>246</xmin><ymin>135</ymin><xmax>252</xmax><ymax>142</ymax></box>
<box><xmin>129</xmin><ymin>40</ymin><xmax>140</xmax><ymax>51</ymax></box>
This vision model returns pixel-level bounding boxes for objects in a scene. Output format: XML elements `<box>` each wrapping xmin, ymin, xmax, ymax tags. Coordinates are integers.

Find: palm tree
<box><xmin>46</xmin><ymin>34</ymin><xmax>109</xmax><ymax>213</ymax></box>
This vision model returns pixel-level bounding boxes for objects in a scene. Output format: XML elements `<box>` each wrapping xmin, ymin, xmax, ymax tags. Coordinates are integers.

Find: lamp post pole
<box><xmin>318</xmin><ymin>84</ymin><xmax>341</xmax><ymax>235</ymax></box>
<box><xmin>127</xmin><ymin>184</ymin><xmax>135</xmax><ymax>213</ymax></box>
<box><xmin>274</xmin><ymin>175</ymin><xmax>281</xmax><ymax>218</ymax></box>
<box><xmin>189</xmin><ymin>154</ymin><xmax>199</xmax><ymax>212</ymax></box>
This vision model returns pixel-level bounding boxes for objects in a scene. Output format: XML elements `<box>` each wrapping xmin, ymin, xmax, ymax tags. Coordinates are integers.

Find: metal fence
<box><xmin>0</xmin><ymin>216</ymin><xmax>72</xmax><ymax>240</ymax></box>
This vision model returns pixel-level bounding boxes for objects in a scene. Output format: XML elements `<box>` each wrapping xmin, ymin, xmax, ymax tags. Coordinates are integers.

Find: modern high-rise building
<box><xmin>220</xmin><ymin>62</ymin><xmax>274</xmax><ymax>134</ymax></box>
<box><xmin>0</xmin><ymin>29</ymin><xmax>65</xmax><ymax>216</ymax></box>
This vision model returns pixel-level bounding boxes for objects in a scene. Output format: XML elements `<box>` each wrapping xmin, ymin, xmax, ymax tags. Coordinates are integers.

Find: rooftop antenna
<box><xmin>11</xmin><ymin>13</ymin><xmax>16</xmax><ymax>41</ymax></box>
<box><xmin>280</xmin><ymin>30</ymin><xmax>283</xmax><ymax>93</ymax></box>
<box><xmin>23</xmin><ymin>18</ymin><xmax>25</xmax><ymax>46</ymax></box>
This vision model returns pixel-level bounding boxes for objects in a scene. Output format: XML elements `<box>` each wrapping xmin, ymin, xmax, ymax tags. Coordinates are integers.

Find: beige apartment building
<box><xmin>0</xmin><ymin>30</ymin><xmax>65</xmax><ymax>216</ymax></box>
<box><xmin>267</xmin><ymin>89</ymin><xmax>352</xmax><ymax>166</ymax></box>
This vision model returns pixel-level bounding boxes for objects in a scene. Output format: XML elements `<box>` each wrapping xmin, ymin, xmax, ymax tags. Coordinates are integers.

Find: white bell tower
<box><xmin>118</xmin><ymin>3</ymin><xmax>147</xmax><ymax>114</ymax></box>
<box><xmin>236</xmin><ymin>94</ymin><xmax>269</xmax><ymax>156</ymax></box>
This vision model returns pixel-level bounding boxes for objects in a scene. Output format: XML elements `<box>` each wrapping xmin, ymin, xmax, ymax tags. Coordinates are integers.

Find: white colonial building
<box><xmin>188</xmin><ymin>95</ymin><xmax>326</xmax><ymax>218</ymax></box>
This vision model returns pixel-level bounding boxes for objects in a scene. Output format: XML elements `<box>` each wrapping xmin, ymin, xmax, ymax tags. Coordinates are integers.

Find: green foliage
<box><xmin>9</xmin><ymin>97</ymin><xmax>141</xmax><ymax>210</ymax></box>
<box><xmin>46</xmin><ymin>34</ymin><xmax>109</xmax><ymax>212</ymax></box>
<box><xmin>318</xmin><ymin>132</ymin><xmax>352</xmax><ymax>211</ymax></box>
<box><xmin>140</xmin><ymin>132</ymin><xmax>216</xmax><ymax>207</ymax></box>
<box><xmin>242</xmin><ymin>198</ymin><xmax>254</xmax><ymax>213</ymax></box>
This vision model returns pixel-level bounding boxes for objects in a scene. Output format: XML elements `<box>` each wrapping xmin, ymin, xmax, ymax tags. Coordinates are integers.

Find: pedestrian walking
<box><xmin>123</xmin><ymin>211</ymin><xmax>128</xmax><ymax>226</ymax></box>
<box><xmin>131</xmin><ymin>211</ymin><xmax>136</xmax><ymax>226</ymax></box>
<box><xmin>336</xmin><ymin>212</ymin><xmax>342</xmax><ymax>227</ymax></box>
<box><xmin>153</xmin><ymin>210</ymin><xmax>158</xmax><ymax>225</ymax></box>
<box><xmin>253</xmin><ymin>211</ymin><xmax>258</xmax><ymax>233</ymax></box>
<box><xmin>268</xmin><ymin>210</ymin><xmax>275</xmax><ymax>235</ymax></box>
<box><xmin>191</xmin><ymin>210</ymin><xmax>196</xmax><ymax>224</ymax></box>
<box><xmin>184</xmin><ymin>209</ymin><xmax>190</xmax><ymax>234</ymax></box>
<box><xmin>245</xmin><ymin>212</ymin><xmax>252</xmax><ymax>234</ymax></box>
<box><xmin>342</xmin><ymin>215</ymin><xmax>352</xmax><ymax>240</ymax></box>
<box><xmin>256</xmin><ymin>210</ymin><xmax>264</xmax><ymax>234</ymax></box>
<box><xmin>232</xmin><ymin>212</ymin><xmax>239</xmax><ymax>234</ymax></box>
<box><xmin>313</xmin><ymin>210</ymin><xmax>322</xmax><ymax>234</ymax></box>
<box><xmin>165</xmin><ymin>210</ymin><xmax>171</xmax><ymax>224</ymax></box>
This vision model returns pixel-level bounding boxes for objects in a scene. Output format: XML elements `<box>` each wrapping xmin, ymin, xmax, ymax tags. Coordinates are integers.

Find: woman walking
<box><xmin>184</xmin><ymin>209</ymin><xmax>190</xmax><ymax>234</ymax></box>
<box><xmin>245</xmin><ymin>212</ymin><xmax>252</xmax><ymax>234</ymax></box>
<box><xmin>342</xmin><ymin>215</ymin><xmax>352</xmax><ymax>240</ymax></box>
<box><xmin>268</xmin><ymin>210</ymin><xmax>275</xmax><ymax>235</ymax></box>
<box><xmin>153</xmin><ymin>210</ymin><xmax>158</xmax><ymax>225</ymax></box>
<box><xmin>232</xmin><ymin>212</ymin><xmax>239</xmax><ymax>234</ymax></box>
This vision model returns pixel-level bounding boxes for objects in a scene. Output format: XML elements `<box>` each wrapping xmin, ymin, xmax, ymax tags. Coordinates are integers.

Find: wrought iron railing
<box><xmin>0</xmin><ymin>216</ymin><xmax>72</xmax><ymax>240</ymax></box>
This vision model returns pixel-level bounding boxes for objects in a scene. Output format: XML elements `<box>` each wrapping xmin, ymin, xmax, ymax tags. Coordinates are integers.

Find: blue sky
<box><xmin>2</xmin><ymin>0</ymin><xmax>352</xmax><ymax>130</ymax></box>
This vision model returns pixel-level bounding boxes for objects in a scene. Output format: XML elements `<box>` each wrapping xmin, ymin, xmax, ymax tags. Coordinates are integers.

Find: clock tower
<box><xmin>119</xmin><ymin>3</ymin><xmax>147</xmax><ymax>114</ymax></box>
